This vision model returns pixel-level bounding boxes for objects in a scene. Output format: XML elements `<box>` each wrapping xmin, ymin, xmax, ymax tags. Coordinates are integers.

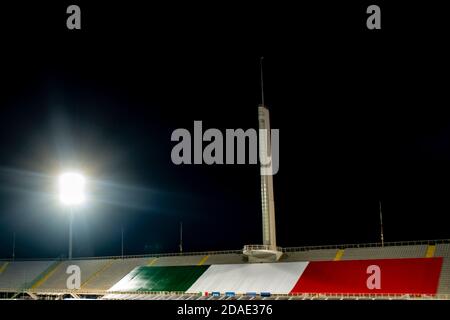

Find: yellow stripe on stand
<box><xmin>198</xmin><ymin>255</ymin><xmax>209</xmax><ymax>266</ymax></box>
<box><xmin>81</xmin><ymin>260</ymin><xmax>115</xmax><ymax>288</ymax></box>
<box><xmin>0</xmin><ymin>262</ymin><xmax>9</xmax><ymax>274</ymax></box>
<box><xmin>426</xmin><ymin>245</ymin><xmax>436</xmax><ymax>258</ymax></box>
<box><xmin>31</xmin><ymin>261</ymin><xmax>63</xmax><ymax>289</ymax></box>
<box><xmin>334</xmin><ymin>249</ymin><xmax>345</xmax><ymax>261</ymax></box>
<box><xmin>147</xmin><ymin>258</ymin><xmax>158</xmax><ymax>266</ymax></box>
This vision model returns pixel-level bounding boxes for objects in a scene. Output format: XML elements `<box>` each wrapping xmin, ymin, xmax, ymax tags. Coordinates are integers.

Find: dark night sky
<box><xmin>1</xmin><ymin>2</ymin><xmax>449</xmax><ymax>259</ymax></box>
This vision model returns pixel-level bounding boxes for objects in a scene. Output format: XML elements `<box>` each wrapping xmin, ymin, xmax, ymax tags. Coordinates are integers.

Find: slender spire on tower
<box><xmin>260</xmin><ymin>56</ymin><xmax>265</xmax><ymax>107</ymax></box>
<box><xmin>379</xmin><ymin>201</ymin><xmax>385</xmax><ymax>247</ymax></box>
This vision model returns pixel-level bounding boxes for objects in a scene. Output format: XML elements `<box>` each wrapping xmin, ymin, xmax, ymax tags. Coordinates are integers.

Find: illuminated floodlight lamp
<box><xmin>59</xmin><ymin>172</ymin><xmax>86</xmax><ymax>206</ymax></box>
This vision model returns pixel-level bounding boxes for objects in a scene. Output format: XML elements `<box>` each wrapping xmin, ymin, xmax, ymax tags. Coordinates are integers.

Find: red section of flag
<box><xmin>291</xmin><ymin>257</ymin><xmax>443</xmax><ymax>295</ymax></box>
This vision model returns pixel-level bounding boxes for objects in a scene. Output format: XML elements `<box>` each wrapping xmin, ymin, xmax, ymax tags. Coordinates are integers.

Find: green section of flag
<box><xmin>111</xmin><ymin>265</ymin><xmax>209</xmax><ymax>292</ymax></box>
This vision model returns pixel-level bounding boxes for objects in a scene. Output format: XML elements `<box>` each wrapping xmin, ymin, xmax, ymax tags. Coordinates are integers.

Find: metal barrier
<box><xmin>1</xmin><ymin>238</ymin><xmax>449</xmax><ymax>262</ymax></box>
<box><xmin>0</xmin><ymin>250</ymin><xmax>243</xmax><ymax>262</ymax></box>
<box><xmin>1</xmin><ymin>288</ymin><xmax>449</xmax><ymax>300</ymax></box>
<box><xmin>283</xmin><ymin>239</ymin><xmax>450</xmax><ymax>253</ymax></box>
<box><xmin>243</xmin><ymin>245</ymin><xmax>283</xmax><ymax>252</ymax></box>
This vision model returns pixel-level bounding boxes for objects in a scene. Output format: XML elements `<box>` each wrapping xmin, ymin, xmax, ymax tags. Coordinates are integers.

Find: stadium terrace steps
<box><xmin>341</xmin><ymin>245</ymin><xmax>428</xmax><ymax>260</ymax></box>
<box><xmin>437</xmin><ymin>259</ymin><xmax>450</xmax><ymax>294</ymax></box>
<box><xmin>37</xmin><ymin>260</ymin><xmax>114</xmax><ymax>290</ymax></box>
<box><xmin>109</xmin><ymin>265</ymin><xmax>209</xmax><ymax>292</ymax></box>
<box><xmin>152</xmin><ymin>255</ymin><xmax>211</xmax><ymax>266</ymax></box>
<box><xmin>0</xmin><ymin>261</ymin><xmax>54</xmax><ymax>290</ymax></box>
<box><xmin>435</xmin><ymin>244</ymin><xmax>450</xmax><ymax>294</ymax></box>
<box><xmin>82</xmin><ymin>258</ymin><xmax>149</xmax><ymax>290</ymax></box>
<box><xmin>435</xmin><ymin>243</ymin><xmax>450</xmax><ymax>258</ymax></box>
<box><xmin>281</xmin><ymin>249</ymin><xmax>339</xmax><ymax>262</ymax></box>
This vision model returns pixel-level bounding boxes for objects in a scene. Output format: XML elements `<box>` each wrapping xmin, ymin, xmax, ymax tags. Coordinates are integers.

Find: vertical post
<box><xmin>12</xmin><ymin>232</ymin><xmax>16</xmax><ymax>261</ymax></box>
<box><xmin>379</xmin><ymin>200</ymin><xmax>384</xmax><ymax>247</ymax></box>
<box><xmin>260</xmin><ymin>57</ymin><xmax>265</xmax><ymax>107</ymax></box>
<box><xmin>179</xmin><ymin>222</ymin><xmax>183</xmax><ymax>253</ymax></box>
<box><xmin>258</xmin><ymin>58</ymin><xmax>277</xmax><ymax>250</ymax></box>
<box><xmin>121</xmin><ymin>226</ymin><xmax>124</xmax><ymax>259</ymax></box>
<box><xmin>69</xmin><ymin>207</ymin><xmax>73</xmax><ymax>260</ymax></box>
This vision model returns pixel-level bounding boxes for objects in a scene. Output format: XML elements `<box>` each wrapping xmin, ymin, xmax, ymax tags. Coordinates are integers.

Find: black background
<box><xmin>0</xmin><ymin>299</ymin><xmax>447</xmax><ymax>319</ymax></box>
<box><xmin>1</xmin><ymin>1</ymin><xmax>450</xmax><ymax>259</ymax></box>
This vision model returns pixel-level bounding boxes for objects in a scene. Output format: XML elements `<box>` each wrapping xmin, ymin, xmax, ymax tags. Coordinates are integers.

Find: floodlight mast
<box><xmin>12</xmin><ymin>232</ymin><xmax>16</xmax><ymax>261</ymax></box>
<box><xmin>69</xmin><ymin>207</ymin><xmax>74</xmax><ymax>259</ymax></box>
<box><xmin>121</xmin><ymin>226</ymin><xmax>124</xmax><ymax>259</ymax></box>
<box><xmin>59</xmin><ymin>172</ymin><xmax>85</xmax><ymax>260</ymax></box>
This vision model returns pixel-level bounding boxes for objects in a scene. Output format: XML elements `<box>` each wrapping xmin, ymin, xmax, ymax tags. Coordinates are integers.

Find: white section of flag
<box><xmin>186</xmin><ymin>262</ymin><xmax>309</xmax><ymax>295</ymax></box>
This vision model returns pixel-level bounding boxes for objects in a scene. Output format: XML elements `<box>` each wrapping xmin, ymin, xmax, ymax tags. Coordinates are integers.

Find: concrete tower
<box><xmin>243</xmin><ymin>58</ymin><xmax>282</xmax><ymax>262</ymax></box>
<box><xmin>259</xmin><ymin>104</ymin><xmax>277</xmax><ymax>248</ymax></box>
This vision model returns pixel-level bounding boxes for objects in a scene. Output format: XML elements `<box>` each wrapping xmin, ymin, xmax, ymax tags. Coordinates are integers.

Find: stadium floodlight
<box><xmin>59</xmin><ymin>172</ymin><xmax>86</xmax><ymax>260</ymax></box>
<box><xmin>59</xmin><ymin>172</ymin><xmax>86</xmax><ymax>205</ymax></box>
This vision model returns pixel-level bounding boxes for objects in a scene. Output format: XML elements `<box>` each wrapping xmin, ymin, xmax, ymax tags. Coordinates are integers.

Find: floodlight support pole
<box><xmin>121</xmin><ymin>226</ymin><xmax>124</xmax><ymax>259</ymax></box>
<box><xmin>12</xmin><ymin>232</ymin><xmax>16</xmax><ymax>261</ymax></box>
<box><xmin>179</xmin><ymin>222</ymin><xmax>183</xmax><ymax>253</ymax></box>
<box><xmin>69</xmin><ymin>207</ymin><xmax>74</xmax><ymax>260</ymax></box>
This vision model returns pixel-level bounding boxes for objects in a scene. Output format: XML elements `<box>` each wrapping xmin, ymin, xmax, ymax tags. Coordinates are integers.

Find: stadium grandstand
<box><xmin>1</xmin><ymin>58</ymin><xmax>448</xmax><ymax>303</ymax></box>
<box><xmin>0</xmin><ymin>239</ymin><xmax>449</xmax><ymax>300</ymax></box>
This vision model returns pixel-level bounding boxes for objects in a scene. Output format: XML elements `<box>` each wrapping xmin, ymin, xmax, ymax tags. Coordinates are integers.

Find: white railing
<box><xmin>243</xmin><ymin>245</ymin><xmax>283</xmax><ymax>252</ymax></box>
<box><xmin>0</xmin><ymin>249</ymin><xmax>243</xmax><ymax>262</ymax></box>
<box><xmin>283</xmin><ymin>239</ymin><xmax>450</xmax><ymax>253</ymax></box>
<box><xmin>1</xmin><ymin>239</ymin><xmax>449</xmax><ymax>262</ymax></box>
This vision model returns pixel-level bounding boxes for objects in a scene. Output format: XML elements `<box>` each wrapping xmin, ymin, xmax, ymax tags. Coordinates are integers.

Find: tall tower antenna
<box><xmin>379</xmin><ymin>201</ymin><xmax>385</xmax><ymax>247</ymax></box>
<box><xmin>179</xmin><ymin>222</ymin><xmax>183</xmax><ymax>253</ymax></box>
<box><xmin>260</xmin><ymin>57</ymin><xmax>265</xmax><ymax>107</ymax></box>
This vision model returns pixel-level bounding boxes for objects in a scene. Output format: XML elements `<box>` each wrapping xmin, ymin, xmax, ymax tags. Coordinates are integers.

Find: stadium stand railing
<box><xmin>283</xmin><ymin>239</ymin><xmax>450</xmax><ymax>253</ymax></box>
<box><xmin>1</xmin><ymin>239</ymin><xmax>449</xmax><ymax>263</ymax></box>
